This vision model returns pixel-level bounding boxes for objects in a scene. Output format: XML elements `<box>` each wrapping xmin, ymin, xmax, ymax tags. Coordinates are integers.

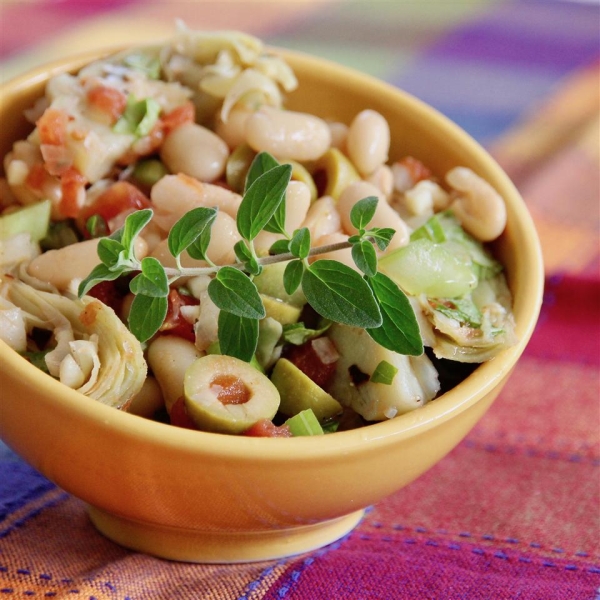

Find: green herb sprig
<box><xmin>78</xmin><ymin>152</ymin><xmax>423</xmax><ymax>361</ymax></box>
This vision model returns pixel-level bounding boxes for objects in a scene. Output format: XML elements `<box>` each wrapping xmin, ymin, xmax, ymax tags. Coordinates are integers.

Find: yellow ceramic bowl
<box><xmin>0</xmin><ymin>47</ymin><xmax>544</xmax><ymax>563</ymax></box>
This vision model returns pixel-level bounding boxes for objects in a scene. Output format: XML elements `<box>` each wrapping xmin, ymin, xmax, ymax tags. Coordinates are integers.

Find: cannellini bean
<box><xmin>127</xmin><ymin>376</ymin><xmax>165</xmax><ymax>418</ymax></box>
<box><xmin>346</xmin><ymin>109</ymin><xmax>390</xmax><ymax>176</ymax></box>
<box><xmin>245</xmin><ymin>105</ymin><xmax>331</xmax><ymax>161</ymax></box>
<box><xmin>254</xmin><ymin>181</ymin><xmax>311</xmax><ymax>254</ymax></box>
<box><xmin>160</xmin><ymin>122</ymin><xmax>230</xmax><ymax>182</ymax></box>
<box><xmin>151</xmin><ymin>173</ymin><xmax>242</xmax><ymax>231</ymax></box>
<box><xmin>151</xmin><ymin>211</ymin><xmax>241</xmax><ymax>266</ymax></box>
<box><xmin>147</xmin><ymin>336</ymin><xmax>202</xmax><ymax>413</ymax></box>
<box><xmin>327</xmin><ymin>121</ymin><xmax>348</xmax><ymax>151</ymax></box>
<box><xmin>337</xmin><ymin>181</ymin><xmax>410</xmax><ymax>250</ymax></box>
<box><xmin>301</xmin><ymin>195</ymin><xmax>341</xmax><ymax>241</ymax></box>
<box><xmin>446</xmin><ymin>167</ymin><xmax>507</xmax><ymax>242</ymax></box>
<box><xmin>364</xmin><ymin>164</ymin><xmax>394</xmax><ymax>199</ymax></box>
<box><xmin>214</xmin><ymin>104</ymin><xmax>254</xmax><ymax>149</ymax></box>
<box><xmin>403</xmin><ymin>180</ymin><xmax>450</xmax><ymax>217</ymax></box>
<box><xmin>27</xmin><ymin>237</ymin><xmax>148</xmax><ymax>291</ymax></box>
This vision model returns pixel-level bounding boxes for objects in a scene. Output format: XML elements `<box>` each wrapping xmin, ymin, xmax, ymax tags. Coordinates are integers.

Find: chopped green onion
<box><xmin>132</xmin><ymin>159</ymin><xmax>169</xmax><ymax>186</ymax></box>
<box><xmin>285</xmin><ymin>409</ymin><xmax>324</xmax><ymax>436</ymax></box>
<box><xmin>370</xmin><ymin>360</ymin><xmax>398</xmax><ymax>385</ymax></box>
<box><xmin>410</xmin><ymin>214</ymin><xmax>446</xmax><ymax>243</ymax></box>
<box><xmin>86</xmin><ymin>214</ymin><xmax>109</xmax><ymax>239</ymax></box>
<box><xmin>123</xmin><ymin>52</ymin><xmax>161</xmax><ymax>79</ymax></box>
<box><xmin>114</xmin><ymin>96</ymin><xmax>161</xmax><ymax>138</ymax></box>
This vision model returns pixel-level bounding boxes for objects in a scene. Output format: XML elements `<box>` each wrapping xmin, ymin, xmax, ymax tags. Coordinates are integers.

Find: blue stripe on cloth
<box><xmin>0</xmin><ymin>441</ymin><xmax>55</xmax><ymax>519</ymax></box>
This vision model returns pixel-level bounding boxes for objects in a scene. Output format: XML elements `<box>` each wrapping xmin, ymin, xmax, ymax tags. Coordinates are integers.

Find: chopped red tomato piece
<box><xmin>243</xmin><ymin>419</ymin><xmax>292</xmax><ymax>438</ymax></box>
<box><xmin>160</xmin><ymin>101</ymin><xmax>196</xmax><ymax>136</ymax></box>
<box><xmin>79</xmin><ymin>181</ymin><xmax>151</xmax><ymax>229</ymax></box>
<box><xmin>86</xmin><ymin>280</ymin><xmax>123</xmax><ymax>314</ymax></box>
<box><xmin>59</xmin><ymin>167</ymin><xmax>86</xmax><ymax>219</ymax></box>
<box><xmin>36</xmin><ymin>108</ymin><xmax>69</xmax><ymax>146</ymax></box>
<box><xmin>87</xmin><ymin>85</ymin><xmax>128</xmax><ymax>123</ymax></box>
<box><xmin>283</xmin><ymin>337</ymin><xmax>338</xmax><ymax>389</ymax></box>
<box><xmin>169</xmin><ymin>396</ymin><xmax>198</xmax><ymax>430</ymax></box>
<box><xmin>159</xmin><ymin>289</ymin><xmax>199</xmax><ymax>343</ymax></box>
<box><xmin>396</xmin><ymin>156</ymin><xmax>432</xmax><ymax>184</ymax></box>
<box><xmin>25</xmin><ymin>163</ymin><xmax>50</xmax><ymax>192</ymax></box>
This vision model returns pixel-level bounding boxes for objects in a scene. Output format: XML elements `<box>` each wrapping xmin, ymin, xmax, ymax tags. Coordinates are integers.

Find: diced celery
<box><xmin>370</xmin><ymin>360</ymin><xmax>398</xmax><ymax>385</ymax></box>
<box><xmin>285</xmin><ymin>409</ymin><xmax>324</xmax><ymax>436</ymax></box>
<box><xmin>379</xmin><ymin>238</ymin><xmax>477</xmax><ymax>298</ymax></box>
<box><xmin>0</xmin><ymin>200</ymin><xmax>51</xmax><ymax>242</ymax></box>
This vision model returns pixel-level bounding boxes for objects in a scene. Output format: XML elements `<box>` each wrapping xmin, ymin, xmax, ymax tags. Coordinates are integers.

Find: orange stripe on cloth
<box><xmin>0</xmin><ymin>493</ymin><xmax>291</xmax><ymax>599</ymax></box>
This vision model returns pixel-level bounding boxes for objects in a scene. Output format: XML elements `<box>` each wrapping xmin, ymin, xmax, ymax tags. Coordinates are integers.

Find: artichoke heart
<box><xmin>2</xmin><ymin>277</ymin><xmax>146</xmax><ymax>408</ymax></box>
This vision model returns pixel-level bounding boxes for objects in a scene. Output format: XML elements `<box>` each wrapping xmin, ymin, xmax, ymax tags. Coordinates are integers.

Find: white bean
<box><xmin>214</xmin><ymin>104</ymin><xmax>254</xmax><ymax>149</ymax></box>
<box><xmin>446</xmin><ymin>167</ymin><xmax>507</xmax><ymax>242</ymax></box>
<box><xmin>364</xmin><ymin>164</ymin><xmax>394</xmax><ymax>199</ymax></box>
<box><xmin>327</xmin><ymin>121</ymin><xmax>348</xmax><ymax>151</ymax></box>
<box><xmin>301</xmin><ymin>195</ymin><xmax>341</xmax><ymax>241</ymax></box>
<box><xmin>27</xmin><ymin>237</ymin><xmax>148</xmax><ymax>291</ymax></box>
<box><xmin>160</xmin><ymin>122</ymin><xmax>230</xmax><ymax>182</ymax></box>
<box><xmin>245</xmin><ymin>106</ymin><xmax>331</xmax><ymax>161</ymax></box>
<box><xmin>346</xmin><ymin>109</ymin><xmax>390</xmax><ymax>176</ymax></box>
<box><xmin>151</xmin><ymin>173</ymin><xmax>242</xmax><ymax>232</ymax></box>
<box><xmin>127</xmin><ymin>376</ymin><xmax>165</xmax><ymax>418</ymax></box>
<box><xmin>337</xmin><ymin>181</ymin><xmax>409</xmax><ymax>250</ymax></box>
<box><xmin>147</xmin><ymin>336</ymin><xmax>202</xmax><ymax>413</ymax></box>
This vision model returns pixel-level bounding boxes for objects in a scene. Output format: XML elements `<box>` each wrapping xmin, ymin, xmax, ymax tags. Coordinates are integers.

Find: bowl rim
<box><xmin>0</xmin><ymin>45</ymin><xmax>544</xmax><ymax>461</ymax></box>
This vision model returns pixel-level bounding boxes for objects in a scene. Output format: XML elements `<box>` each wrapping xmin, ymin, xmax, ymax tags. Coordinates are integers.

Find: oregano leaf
<box><xmin>208</xmin><ymin>266</ymin><xmax>266</xmax><ymax>319</ymax></box>
<box><xmin>368</xmin><ymin>227</ymin><xmax>396</xmax><ymax>251</ymax></box>
<box><xmin>97</xmin><ymin>237</ymin><xmax>125</xmax><ymax>267</ymax></box>
<box><xmin>350</xmin><ymin>196</ymin><xmax>378</xmax><ymax>230</ymax></box>
<box><xmin>366</xmin><ymin>271</ymin><xmax>423</xmax><ymax>356</ymax></box>
<box><xmin>269</xmin><ymin>239</ymin><xmax>291</xmax><ymax>255</ymax></box>
<box><xmin>129</xmin><ymin>256</ymin><xmax>169</xmax><ymax>298</ymax></box>
<box><xmin>128</xmin><ymin>293</ymin><xmax>168</xmax><ymax>343</ymax></box>
<box><xmin>168</xmin><ymin>206</ymin><xmax>217</xmax><ymax>259</ymax></box>
<box><xmin>78</xmin><ymin>263</ymin><xmax>126</xmax><ymax>297</ymax></box>
<box><xmin>236</xmin><ymin>163</ymin><xmax>292</xmax><ymax>241</ymax></box>
<box><xmin>302</xmin><ymin>260</ymin><xmax>381</xmax><ymax>328</ymax></box>
<box><xmin>351</xmin><ymin>240</ymin><xmax>378</xmax><ymax>277</ymax></box>
<box><xmin>283</xmin><ymin>259</ymin><xmax>304</xmax><ymax>295</ymax></box>
<box><xmin>120</xmin><ymin>208</ymin><xmax>153</xmax><ymax>257</ymax></box>
<box><xmin>245</xmin><ymin>151</ymin><xmax>280</xmax><ymax>190</ymax></box>
<box><xmin>217</xmin><ymin>311</ymin><xmax>259</xmax><ymax>362</ymax></box>
<box><xmin>289</xmin><ymin>227</ymin><xmax>311</xmax><ymax>260</ymax></box>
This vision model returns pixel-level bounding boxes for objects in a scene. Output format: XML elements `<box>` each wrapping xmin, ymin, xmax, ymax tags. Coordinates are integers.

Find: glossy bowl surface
<box><xmin>0</xmin><ymin>47</ymin><xmax>544</xmax><ymax>562</ymax></box>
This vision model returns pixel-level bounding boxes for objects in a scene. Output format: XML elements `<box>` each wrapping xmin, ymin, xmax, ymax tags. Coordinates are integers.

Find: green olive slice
<box><xmin>183</xmin><ymin>354</ymin><xmax>280</xmax><ymax>434</ymax></box>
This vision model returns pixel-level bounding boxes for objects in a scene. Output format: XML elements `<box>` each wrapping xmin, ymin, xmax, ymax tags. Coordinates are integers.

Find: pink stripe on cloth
<box><xmin>0</xmin><ymin>0</ymin><xmax>141</xmax><ymax>59</ymax></box>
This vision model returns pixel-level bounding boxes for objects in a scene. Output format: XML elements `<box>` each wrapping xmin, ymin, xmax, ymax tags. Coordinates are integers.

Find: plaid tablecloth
<box><xmin>0</xmin><ymin>1</ymin><xmax>599</xmax><ymax>598</ymax></box>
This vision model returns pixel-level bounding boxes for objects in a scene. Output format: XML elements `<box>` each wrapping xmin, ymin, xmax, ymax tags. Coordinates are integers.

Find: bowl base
<box><xmin>87</xmin><ymin>505</ymin><xmax>365</xmax><ymax>563</ymax></box>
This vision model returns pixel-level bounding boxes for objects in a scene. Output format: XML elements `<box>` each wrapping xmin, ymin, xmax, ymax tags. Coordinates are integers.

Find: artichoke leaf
<box><xmin>2</xmin><ymin>277</ymin><xmax>146</xmax><ymax>408</ymax></box>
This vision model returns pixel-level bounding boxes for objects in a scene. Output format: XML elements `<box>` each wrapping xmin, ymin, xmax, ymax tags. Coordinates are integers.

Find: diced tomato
<box><xmin>25</xmin><ymin>163</ymin><xmax>50</xmax><ymax>192</ymax></box>
<box><xmin>160</xmin><ymin>101</ymin><xmax>195</xmax><ymax>136</ymax></box>
<box><xmin>36</xmin><ymin>108</ymin><xmax>69</xmax><ymax>146</ymax></box>
<box><xmin>79</xmin><ymin>181</ymin><xmax>151</xmax><ymax>229</ymax></box>
<box><xmin>158</xmin><ymin>289</ymin><xmax>199</xmax><ymax>343</ymax></box>
<box><xmin>87</xmin><ymin>280</ymin><xmax>123</xmax><ymax>314</ymax></box>
<box><xmin>87</xmin><ymin>85</ymin><xmax>128</xmax><ymax>123</ymax></box>
<box><xmin>283</xmin><ymin>338</ymin><xmax>338</xmax><ymax>389</ymax></box>
<box><xmin>169</xmin><ymin>396</ymin><xmax>198</xmax><ymax>430</ymax></box>
<box><xmin>396</xmin><ymin>156</ymin><xmax>432</xmax><ymax>184</ymax></box>
<box><xmin>59</xmin><ymin>166</ymin><xmax>86</xmax><ymax>219</ymax></box>
<box><xmin>243</xmin><ymin>419</ymin><xmax>292</xmax><ymax>438</ymax></box>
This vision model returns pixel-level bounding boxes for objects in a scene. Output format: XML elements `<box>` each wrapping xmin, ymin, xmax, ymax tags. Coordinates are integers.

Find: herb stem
<box><xmin>161</xmin><ymin>240</ymin><xmax>353</xmax><ymax>279</ymax></box>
